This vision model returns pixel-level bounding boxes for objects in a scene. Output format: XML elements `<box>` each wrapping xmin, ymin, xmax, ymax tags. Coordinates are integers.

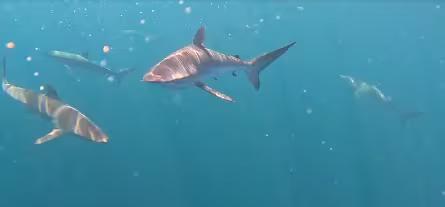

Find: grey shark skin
<box><xmin>48</xmin><ymin>50</ymin><xmax>134</xmax><ymax>83</ymax></box>
<box><xmin>2</xmin><ymin>57</ymin><xmax>109</xmax><ymax>144</ymax></box>
<box><xmin>142</xmin><ymin>26</ymin><xmax>295</xmax><ymax>102</ymax></box>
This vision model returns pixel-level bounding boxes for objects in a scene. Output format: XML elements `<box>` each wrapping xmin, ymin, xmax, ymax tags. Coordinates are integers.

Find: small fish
<box><xmin>2</xmin><ymin>57</ymin><xmax>109</xmax><ymax>144</ymax></box>
<box><xmin>142</xmin><ymin>26</ymin><xmax>295</xmax><ymax>102</ymax></box>
<box><xmin>48</xmin><ymin>50</ymin><xmax>134</xmax><ymax>84</ymax></box>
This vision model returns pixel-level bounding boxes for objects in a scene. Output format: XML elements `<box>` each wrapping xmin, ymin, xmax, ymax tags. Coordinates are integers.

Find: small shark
<box><xmin>48</xmin><ymin>50</ymin><xmax>134</xmax><ymax>83</ymax></box>
<box><xmin>340</xmin><ymin>74</ymin><xmax>392</xmax><ymax>104</ymax></box>
<box><xmin>339</xmin><ymin>74</ymin><xmax>423</xmax><ymax>126</ymax></box>
<box><xmin>142</xmin><ymin>26</ymin><xmax>295</xmax><ymax>102</ymax></box>
<box><xmin>2</xmin><ymin>57</ymin><xmax>109</xmax><ymax>144</ymax></box>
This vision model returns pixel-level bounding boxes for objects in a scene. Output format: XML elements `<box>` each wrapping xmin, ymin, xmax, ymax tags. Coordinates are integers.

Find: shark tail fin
<box><xmin>111</xmin><ymin>67</ymin><xmax>136</xmax><ymax>84</ymax></box>
<box><xmin>399</xmin><ymin>111</ymin><xmax>424</xmax><ymax>128</ymax></box>
<box><xmin>247</xmin><ymin>42</ymin><xmax>295</xmax><ymax>90</ymax></box>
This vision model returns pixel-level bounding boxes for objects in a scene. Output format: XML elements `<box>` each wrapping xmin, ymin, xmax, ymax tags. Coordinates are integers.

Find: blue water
<box><xmin>1</xmin><ymin>1</ymin><xmax>445</xmax><ymax>207</ymax></box>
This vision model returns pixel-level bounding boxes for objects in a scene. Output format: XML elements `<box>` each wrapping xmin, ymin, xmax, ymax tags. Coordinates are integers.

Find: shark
<box><xmin>48</xmin><ymin>50</ymin><xmax>134</xmax><ymax>83</ymax></box>
<box><xmin>2</xmin><ymin>57</ymin><xmax>109</xmax><ymax>144</ymax></box>
<box><xmin>142</xmin><ymin>26</ymin><xmax>295</xmax><ymax>102</ymax></box>
<box><xmin>339</xmin><ymin>74</ymin><xmax>423</xmax><ymax>126</ymax></box>
<box><xmin>339</xmin><ymin>74</ymin><xmax>392</xmax><ymax>104</ymax></box>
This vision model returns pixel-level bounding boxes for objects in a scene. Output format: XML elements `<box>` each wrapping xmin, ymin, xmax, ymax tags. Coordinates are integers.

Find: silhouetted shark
<box><xmin>340</xmin><ymin>74</ymin><xmax>423</xmax><ymax>126</ymax></box>
<box><xmin>48</xmin><ymin>50</ymin><xmax>134</xmax><ymax>83</ymax></box>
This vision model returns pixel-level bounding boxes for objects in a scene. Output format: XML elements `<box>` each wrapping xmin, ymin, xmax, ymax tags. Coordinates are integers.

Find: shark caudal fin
<box><xmin>247</xmin><ymin>42</ymin><xmax>295</xmax><ymax>90</ymax></box>
<box><xmin>111</xmin><ymin>68</ymin><xmax>136</xmax><ymax>84</ymax></box>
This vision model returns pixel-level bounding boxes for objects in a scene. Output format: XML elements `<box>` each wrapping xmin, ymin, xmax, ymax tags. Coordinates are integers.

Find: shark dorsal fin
<box><xmin>193</xmin><ymin>27</ymin><xmax>205</xmax><ymax>47</ymax></box>
<box><xmin>40</xmin><ymin>84</ymin><xmax>60</xmax><ymax>100</ymax></box>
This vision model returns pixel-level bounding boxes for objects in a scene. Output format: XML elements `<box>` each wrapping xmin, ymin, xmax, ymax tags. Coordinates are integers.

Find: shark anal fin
<box><xmin>35</xmin><ymin>128</ymin><xmax>64</xmax><ymax>144</ymax></box>
<box><xmin>195</xmin><ymin>82</ymin><xmax>234</xmax><ymax>103</ymax></box>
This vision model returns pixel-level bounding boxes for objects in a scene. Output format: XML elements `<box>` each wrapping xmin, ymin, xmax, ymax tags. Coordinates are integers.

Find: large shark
<box><xmin>2</xmin><ymin>57</ymin><xmax>109</xmax><ymax>144</ymax></box>
<box><xmin>48</xmin><ymin>50</ymin><xmax>134</xmax><ymax>83</ymax></box>
<box><xmin>339</xmin><ymin>74</ymin><xmax>423</xmax><ymax>126</ymax></box>
<box><xmin>142</xmin><ymin>27</ymin><xmax>295</xmax><ymax>102</ymax></box>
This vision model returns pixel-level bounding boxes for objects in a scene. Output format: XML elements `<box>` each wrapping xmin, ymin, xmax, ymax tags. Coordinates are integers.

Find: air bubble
<box><xmin>33</xmin><ymin>72</ymin><xmax>39</xmax><ymax>77</ymax></box>
<box><xmin>26</xmin><ymin>56</ymin><xmax>32</xmax><ymax>62</ymax></box>
<box><xmin>184</xmin><ymin>6</ymin><xmax>192</xmax><ymax>14</ymax></box>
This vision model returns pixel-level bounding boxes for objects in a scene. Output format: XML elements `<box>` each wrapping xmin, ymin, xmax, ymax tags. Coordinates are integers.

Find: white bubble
<box><xmin>33</xmin><ymin>72</ymin><xmax>39</xmax><ymax>77</ymax></box>
<box><xmin>40</xmin><ymin>25</ymin><xmax>46</xmax><ymax>31</ymax></box>
<box><xmin>259</xmin><ymin>18</ymin><xmax>264</xmax><ymax>23</ymax></box>
<box><xmin>100</xmin><ymin>59</ymin><xmax>107</xmax><ymax>67</ymax></box>
<box><xmin>303</xmin><ymin>89</ymin><xmax>307</xmax><ymax>93</ymax></box>
<box><xmin>35</xmin><ymin>47</ymin><xmax>40</xmax><ymax>51</ymax></box>
<box><xmin>144</xmin><ymin>36</ymin><xmax>151</xmax><ymax>43</ymax></box>
<box><xmin>265</xmin><ymin>133</ymin><xmax>270</xmax><ymax>137</ymax></box>
<box><xmin>441</xmin><ymin>191</ymin><xmax>445</xmax><ymax>196</ymax></box>
<box><xmin>135</xmin><ymin>2</ymin><xmax>140</xmax><ymax>6</ymax></box>
<box><xmin>107</xmin><ymin>76</ymin><xmax>115</xmax><ymax>82</ymax></box>
<box><xmin>178</xmin><ymin>0</ymin><xmax>184</xmax><ymax>5</ymax></box>
<box><xmin>128</xmin><ymin>47</ymin><xmax>134</xmax><ymax>52</ymax></box>
<box><xmin>306</xmin><ymin>108</ymin><xmax>313</xmax><ymax>115</ymax></box>
<box><xmin>139</xmin><ymin>19</ymin><xmax>146</xmax><ymax>24</ymax></box>
<box><xmin>275</xmin><ymin>15</ymin><xmax>281</xmax><ymax>20</ymax></box>
<box><xmin>184</xmin><ymin>6</ymin><xmax>192</xmax><ymax>14</ymax></box>
<box><xmin>39</xmin><ymin>85</ymin><xmax>45</xmax><ymax>91</ymax></box>
<box><xmin>297</xmin><ymin>6</ymin><xmax>305</xmax><ymax>11</ymax></box>
<box><xmin>436</xmin><ymin>5</ymin><xmax>441</xmax><ymax>9</ymax></box>
<box><xmin>329</xmin><ymin>147</ymin><xmax>334</xmax><ymax>151</ymax></box>
<box><xmin>151</xmin><ymin>9</ymin><xmax>156</xmax><ymax>13</ymax></box>
<box><xmin>26</xmin><ymin>56</ymin><xmax>32</xmax><ymax>62</ymax></box>
<box><xmin>88</xmin><ymin>33</ymin><xmax>93</xmax><ymax>37</ymax></box>
<box><xmin>321</xmin><ymin>140</ymin><xmax>326</xmax><ymax>145</ymax></box>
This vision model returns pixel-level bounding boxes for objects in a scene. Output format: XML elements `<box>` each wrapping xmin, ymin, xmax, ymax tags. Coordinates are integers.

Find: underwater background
<box><xmin>1</xmin><ymin>1</ymin><xmax>445</xmax><ymax>207</ymax></box>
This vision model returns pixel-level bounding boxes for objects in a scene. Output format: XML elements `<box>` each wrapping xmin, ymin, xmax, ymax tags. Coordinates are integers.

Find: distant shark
<box><xmin>340</xmin><ymin>74</ymin><xmax>423</xmax><ymax>126</ymax></box>
<box><xmin>142</xmin><ymin>26</ymin><xmax>295</xmax><ymax>102</ymax></box>
<box><xmin>48</xmin><ymin>50</ymin><xmax>134</xmax><ymax>83</ymax></box>
<box><xmin>2</xmin><ymin>57</ymin><xmax>109</xmax><ymax>144</ymax></box>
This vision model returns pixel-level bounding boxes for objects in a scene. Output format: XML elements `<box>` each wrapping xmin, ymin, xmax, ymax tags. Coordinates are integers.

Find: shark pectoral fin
<box><xmin>195</xmin><ymin>82</ymin><xmax>234</xmax><ymax>103</ymax></box>
<box><xmin>35</xmin><ymin>128</ymin><xmax>64</xmax><ymax>144</ymax></box>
